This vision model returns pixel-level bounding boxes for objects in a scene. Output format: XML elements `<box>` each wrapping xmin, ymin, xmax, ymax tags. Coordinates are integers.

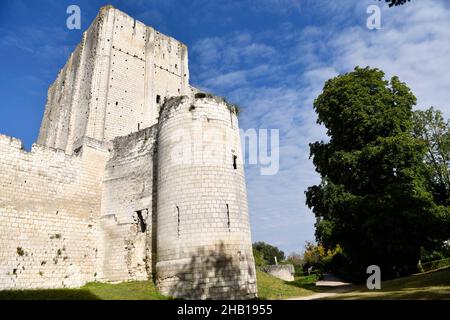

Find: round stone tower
<box><xmin>155</xmin><ymin>94</ymin><xmax>257</xmax><ymax>299</ymax></box>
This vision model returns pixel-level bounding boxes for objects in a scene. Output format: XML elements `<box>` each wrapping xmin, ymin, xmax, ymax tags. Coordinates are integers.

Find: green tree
<box><xmin>252</xmin><ymin>242</ymin><xmax>285</xmax><ymax>265</ymax></box>
<box><xmin>285</xmin><ymin>252</ymin><xmax>304</xmax><ymax>275</ymax></box>
<box><xmin>412</xmin><ymin>107</ymin><xmax>450</xmax><ymax>206</ymax></box>
<box><xmin>285</xmin><ymin>252</ymin><xmax>303</xmax><ymax>266</ymax></box>
<box><xmin>306</xmin><ymin>67</ymin><xmax>443</xmax><ymax>280</ymax></box>
<box><xmin>378</xmin><ymin>0</ymin><xmax>411</xmax><ymax>7</ymax></box>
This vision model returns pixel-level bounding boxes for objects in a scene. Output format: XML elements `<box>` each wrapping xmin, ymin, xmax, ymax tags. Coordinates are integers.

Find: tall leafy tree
<box><xmin>252</xmin><ymin>242</ymin><xmax>285</xmax><ymax>265</ymax></box>
<box><xmin>306</xmin><ymin>67</ymin><xmax>442</xmax><ymax>280</ymax></box>
<box><xmin>413</xmin><ymin>108</ymin><xmax>450</xmax><ymax>206</ymax></box>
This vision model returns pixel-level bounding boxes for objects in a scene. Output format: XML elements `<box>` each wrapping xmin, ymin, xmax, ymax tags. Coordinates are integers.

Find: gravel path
<box><xmin>286</xmin><ymin>274</ymin><xmax>355</xmax><ymax>300</ymax></box>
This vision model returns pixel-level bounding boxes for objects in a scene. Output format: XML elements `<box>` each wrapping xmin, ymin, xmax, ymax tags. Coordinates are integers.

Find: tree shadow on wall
<box><xmin>166</xmin><ymin>242</ymin><xmax>256</xmax><ymax>300</ymax></box>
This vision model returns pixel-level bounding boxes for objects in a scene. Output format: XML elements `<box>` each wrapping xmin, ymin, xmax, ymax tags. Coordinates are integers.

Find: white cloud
<box><xmin>326</xmin><ymin>0</ymin><xmax>450</xmax><ymax>118</ymax></box>
<box><xmin>190</xmin><ymin>0</ymin><xmax>450</xmax><ymax>254</ymax></box>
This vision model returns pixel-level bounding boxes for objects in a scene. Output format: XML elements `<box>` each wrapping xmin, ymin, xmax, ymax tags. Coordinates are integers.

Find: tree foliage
<box><xmin>378</xmin><ymin>0</ymin><xmax>411</xmax><ymax>7</ymax></box>
<box><xmin>252</xmin><ymin>241</ymin><xmax>285</xmax><ymax>266</ymax></box>
<box><xmin>413</xmin><ymin>107</ymin><xmax>450</xmax><ymax>206</ymax></box>
<box><xmin>302</xmin><ymin>241</ymin><xmax>342</xmax><ymax>274</ymax></box>
<box><xmin>306</xmin><ymin>67</ymin><xmax>447</xmax><ymax>280</ymax></box>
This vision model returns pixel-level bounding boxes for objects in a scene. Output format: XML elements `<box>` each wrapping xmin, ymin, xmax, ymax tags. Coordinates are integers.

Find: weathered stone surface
<box><xmin>263</xmin><ymin>265</ymin><xmax>295</xmax><ymax>282</ymax></box>
<box><xmin>37</xmin><ymin>6</ymin><xmax>190</xmax><ymax>155</ymax></box>
<box><xmin>0</xmin><ymin>135</ymin><xmax>109</xmax><ymax>289</ymax></box>
<box><xmin>0</xmin><ymin>6</ymin><xmax>257</xmax><ymax>299</ymax></box>
<box><xmin>156</xmin><ymin>96</ymin><xmax>256</xmax><ymax>299</ymax></box>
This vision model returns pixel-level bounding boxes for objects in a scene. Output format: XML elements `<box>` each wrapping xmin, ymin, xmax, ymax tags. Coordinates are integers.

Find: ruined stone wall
<box><xmin>37</xmin><ymin>12</ymin><xmax>102</xmax><ymax>154</ymax></box>
<box><xmin>97</xmin><ymin>126</ymin><xmax>157</xmax><ymax>282</ymax></box>
<box><xmin>0</xmin><ymin>135</ymin><xmax>109</xmax><ymax>289</ymax></box>
<box><xmin>263</xmin><ymin>265</ymin><xmax>295</xmax><ymax>282</ymax></box>
<box><xmin>155</xmin><ymin>96</ymin><xmax>257</xmax><ymax>299</ymax></box>
<box><xmin>1</xmin><ymin>5</ymin><xmax>258</xmax><ymax>297</ymax></box>
<box><xmin>37</xmin><ymin>6</ymin><xmax>189</xmax><ymax>155</ymax></box>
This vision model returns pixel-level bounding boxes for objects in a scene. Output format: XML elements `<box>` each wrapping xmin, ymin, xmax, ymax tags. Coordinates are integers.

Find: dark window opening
<box><xmin>115</xmin><ymin>101</ymin><xmax>118</xmax><ymax>106</ymax></box>
<box><xmin>136</xmin><ymin>210</ymin><xmax>147</xmax><ymax>233</ymax></box>
<box><xmin>226</xmin><ymin>204</ymin><xmax>230</xmax><ymax>231</ymax></box>
<box><xmin>138</xmin><ymin>123</ymin><xmax>140</xmax><ymax>131</ymax></box>
<box><xmin>156</xmin><ymin>95</ymin><xmax>161</xmax><ymax>104</ymax></box>
<box><xmin>233</xmin><ymin>155</ymin><xmax>237</xmax><ymax>170</ymax></box>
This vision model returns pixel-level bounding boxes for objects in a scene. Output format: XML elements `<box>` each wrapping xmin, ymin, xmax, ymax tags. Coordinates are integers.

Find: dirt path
<box><xmin>286</xmin><ymin>274</ymin><xmax>355</xmax><ymax>300</ymax></box>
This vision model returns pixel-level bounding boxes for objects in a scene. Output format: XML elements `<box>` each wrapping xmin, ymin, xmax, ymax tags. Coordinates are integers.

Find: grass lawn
<box><xmin>0</xmin><ymin>270</ymin><xmax>323</xmax><ymax>300</ymax></box>
<box><xmin>256</xmin><ymin>270</ymin><xmax>325</xmax><ymax>300</ymax></box>
<box><xmin>328</xmin><ymin>267</ymin><xmax>450</xmax><ymax>300</ymax></box>
<box><xmin>0</xmin><ymin>280</ymin><xmax>168</xmax><ymax>300</ymax></box>
<box><xmin>1</xmin><ymin>268</ymin><xmax>448</xmax><ymax>300</ymax></box>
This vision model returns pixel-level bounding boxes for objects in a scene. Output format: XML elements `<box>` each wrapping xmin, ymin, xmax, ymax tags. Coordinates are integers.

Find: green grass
<box><xmin>0</xmin><ymin>270</ymin><xmax>323</xmax><ymax>300</ymax></box>
<box><xmin>256</xmin><ymin>270</ymin><xmax>325</xmax><ymax>300</ymax></box>
<box><xmin>3</xmin><ymin>268</ymin><xmax>448</xmax><ymax>300</ymax></box>
<box><xmin>328</xmin><ymin>267</ymin><xmax>450</xmax><ymax>300</ymax></box>
<box><xmin>0</xmin><ymin>280</ymin><xmax>169</xmax><ymax>300</ymax></box>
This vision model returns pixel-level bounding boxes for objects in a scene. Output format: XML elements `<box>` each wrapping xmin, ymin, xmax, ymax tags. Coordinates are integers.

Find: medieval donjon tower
<box><xmin>0</xmin><ymin>6</ymin><xmax>257</xmax><ymax>299</ymax></box>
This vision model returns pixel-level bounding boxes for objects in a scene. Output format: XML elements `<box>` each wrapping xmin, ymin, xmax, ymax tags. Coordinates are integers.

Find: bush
<box><xmin>301</xmin><ymin>242</ymin><xmax>344</xmax><ymax>278</ymax></box>
<box><xmin>253</xmin><ymin>248</ymin><xmax>266</xmax><ymax>267</ymax></box>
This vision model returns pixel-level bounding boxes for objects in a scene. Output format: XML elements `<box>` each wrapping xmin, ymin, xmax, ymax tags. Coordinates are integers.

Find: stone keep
<box><xmin>0</xmin><ymin>6</ymin><xmax>257</xmax><ymax>299</ymax></box>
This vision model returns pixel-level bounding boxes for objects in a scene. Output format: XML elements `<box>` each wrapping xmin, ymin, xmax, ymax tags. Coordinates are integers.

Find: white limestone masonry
<box><xmin>264</xmin><ymin>265</ymin><xmax>295</xmax><ymax>282</ymax></box>
<box><xmin>0</xmin><ymin>5</ymin><xmax>257</xmax><ymax>299</ymax></box>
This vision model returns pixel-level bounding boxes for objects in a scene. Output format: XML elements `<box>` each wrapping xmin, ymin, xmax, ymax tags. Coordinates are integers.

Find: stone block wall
<box><xmin>97</xmin><ymin>126</ymin><xmax>157</xmax><ymax>282</ymax></box>
<box><xmin>155</xmin><ymin>96</ymin><xmax>257</xmax><ymax>299</ymax></box>
<box><xmin>264</xmin><ymin>265</ymin><xmax>295</xmax><ymax>282</ymax></box>
<box><xmin>37</xmin><ymin>6</ymin><xmax>189</xmax><ymax>155</ymax></box>
<box><xmin>0</xmin><ymin>135</ymin><xmax>109</xmax><ymax>289</ymax></box>
<box><xmin>0</xmin><ymin>6</ymin><xmax>258</xmax><ymax>298</ymax></box>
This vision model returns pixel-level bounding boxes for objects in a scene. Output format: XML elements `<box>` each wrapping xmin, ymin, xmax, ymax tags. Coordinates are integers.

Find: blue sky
<box><xmin>1</xmin><ymin>0</ymin><xmax>449</xmax><ymax>255</ymax></box>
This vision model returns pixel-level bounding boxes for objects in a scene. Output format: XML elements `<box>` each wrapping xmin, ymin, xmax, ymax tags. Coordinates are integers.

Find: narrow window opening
<box><xmin>156</xmin><ymin>95</ymin><xmax>161</xmax><ymax>104</ymax></box>
<box><xmin>226</xmin><ymin>204</ymin><xmax>230</xmax><ymax>231</ymax></box>
<box><xmin>233</xmin><ymin>155</ymin><xmax>237</xmax><ymax>170</ymax></box>
<box><xmin>138</xmin><ymin>123</ymin><xmax>140</xmax><ymax>131</ymax></box>
<box><xmin>136</xmin><ymin>210</ymin><xmax>147</xmax><ymax>233</ymax></box>
<box><xmin>176</xmin><ymin>206</ymin><xmax>180</xmax><ymax>238</ymax></box>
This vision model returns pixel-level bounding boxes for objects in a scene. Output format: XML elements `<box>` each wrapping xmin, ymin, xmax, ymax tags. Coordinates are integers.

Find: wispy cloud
<box><xmin>2</xmin><ymin>0</ymin><xmax>449</xmax><ymax>254</ymax></box>
<box><xmin>190</xmin><ymin>0</ymin><xmax>450</xmax><ymax>254</ymax></box>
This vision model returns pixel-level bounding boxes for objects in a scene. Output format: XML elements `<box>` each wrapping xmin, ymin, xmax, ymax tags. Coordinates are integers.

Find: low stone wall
<box><xmin>264</xmin><ymin>264</ymin><xmax>295</xmax><ymax>282</ymax></box>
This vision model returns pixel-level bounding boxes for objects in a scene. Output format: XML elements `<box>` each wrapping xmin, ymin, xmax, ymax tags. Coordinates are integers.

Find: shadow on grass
<box><xmin>0</xmin><ymin>289</ymin><xmax>100</xmax><ymax>300</ymax></box>
<box><xmin>323</xmin><ymin>287</ymin><xmax>450</xmax><ymax>300</ymax></box>
<box><xmin>322</xmin><ymin>267</ymin><xmax>450</xmax><ymax>300</ymax></box>
<box><xmin>283</xmin><ymin>276</ymin><xmax>330</xmax><ymax>293</ymax></box>
<box><xmin>0</xmin><ymin>280</ymin><xmax>169</xmax><ymax>300</ymax></box>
